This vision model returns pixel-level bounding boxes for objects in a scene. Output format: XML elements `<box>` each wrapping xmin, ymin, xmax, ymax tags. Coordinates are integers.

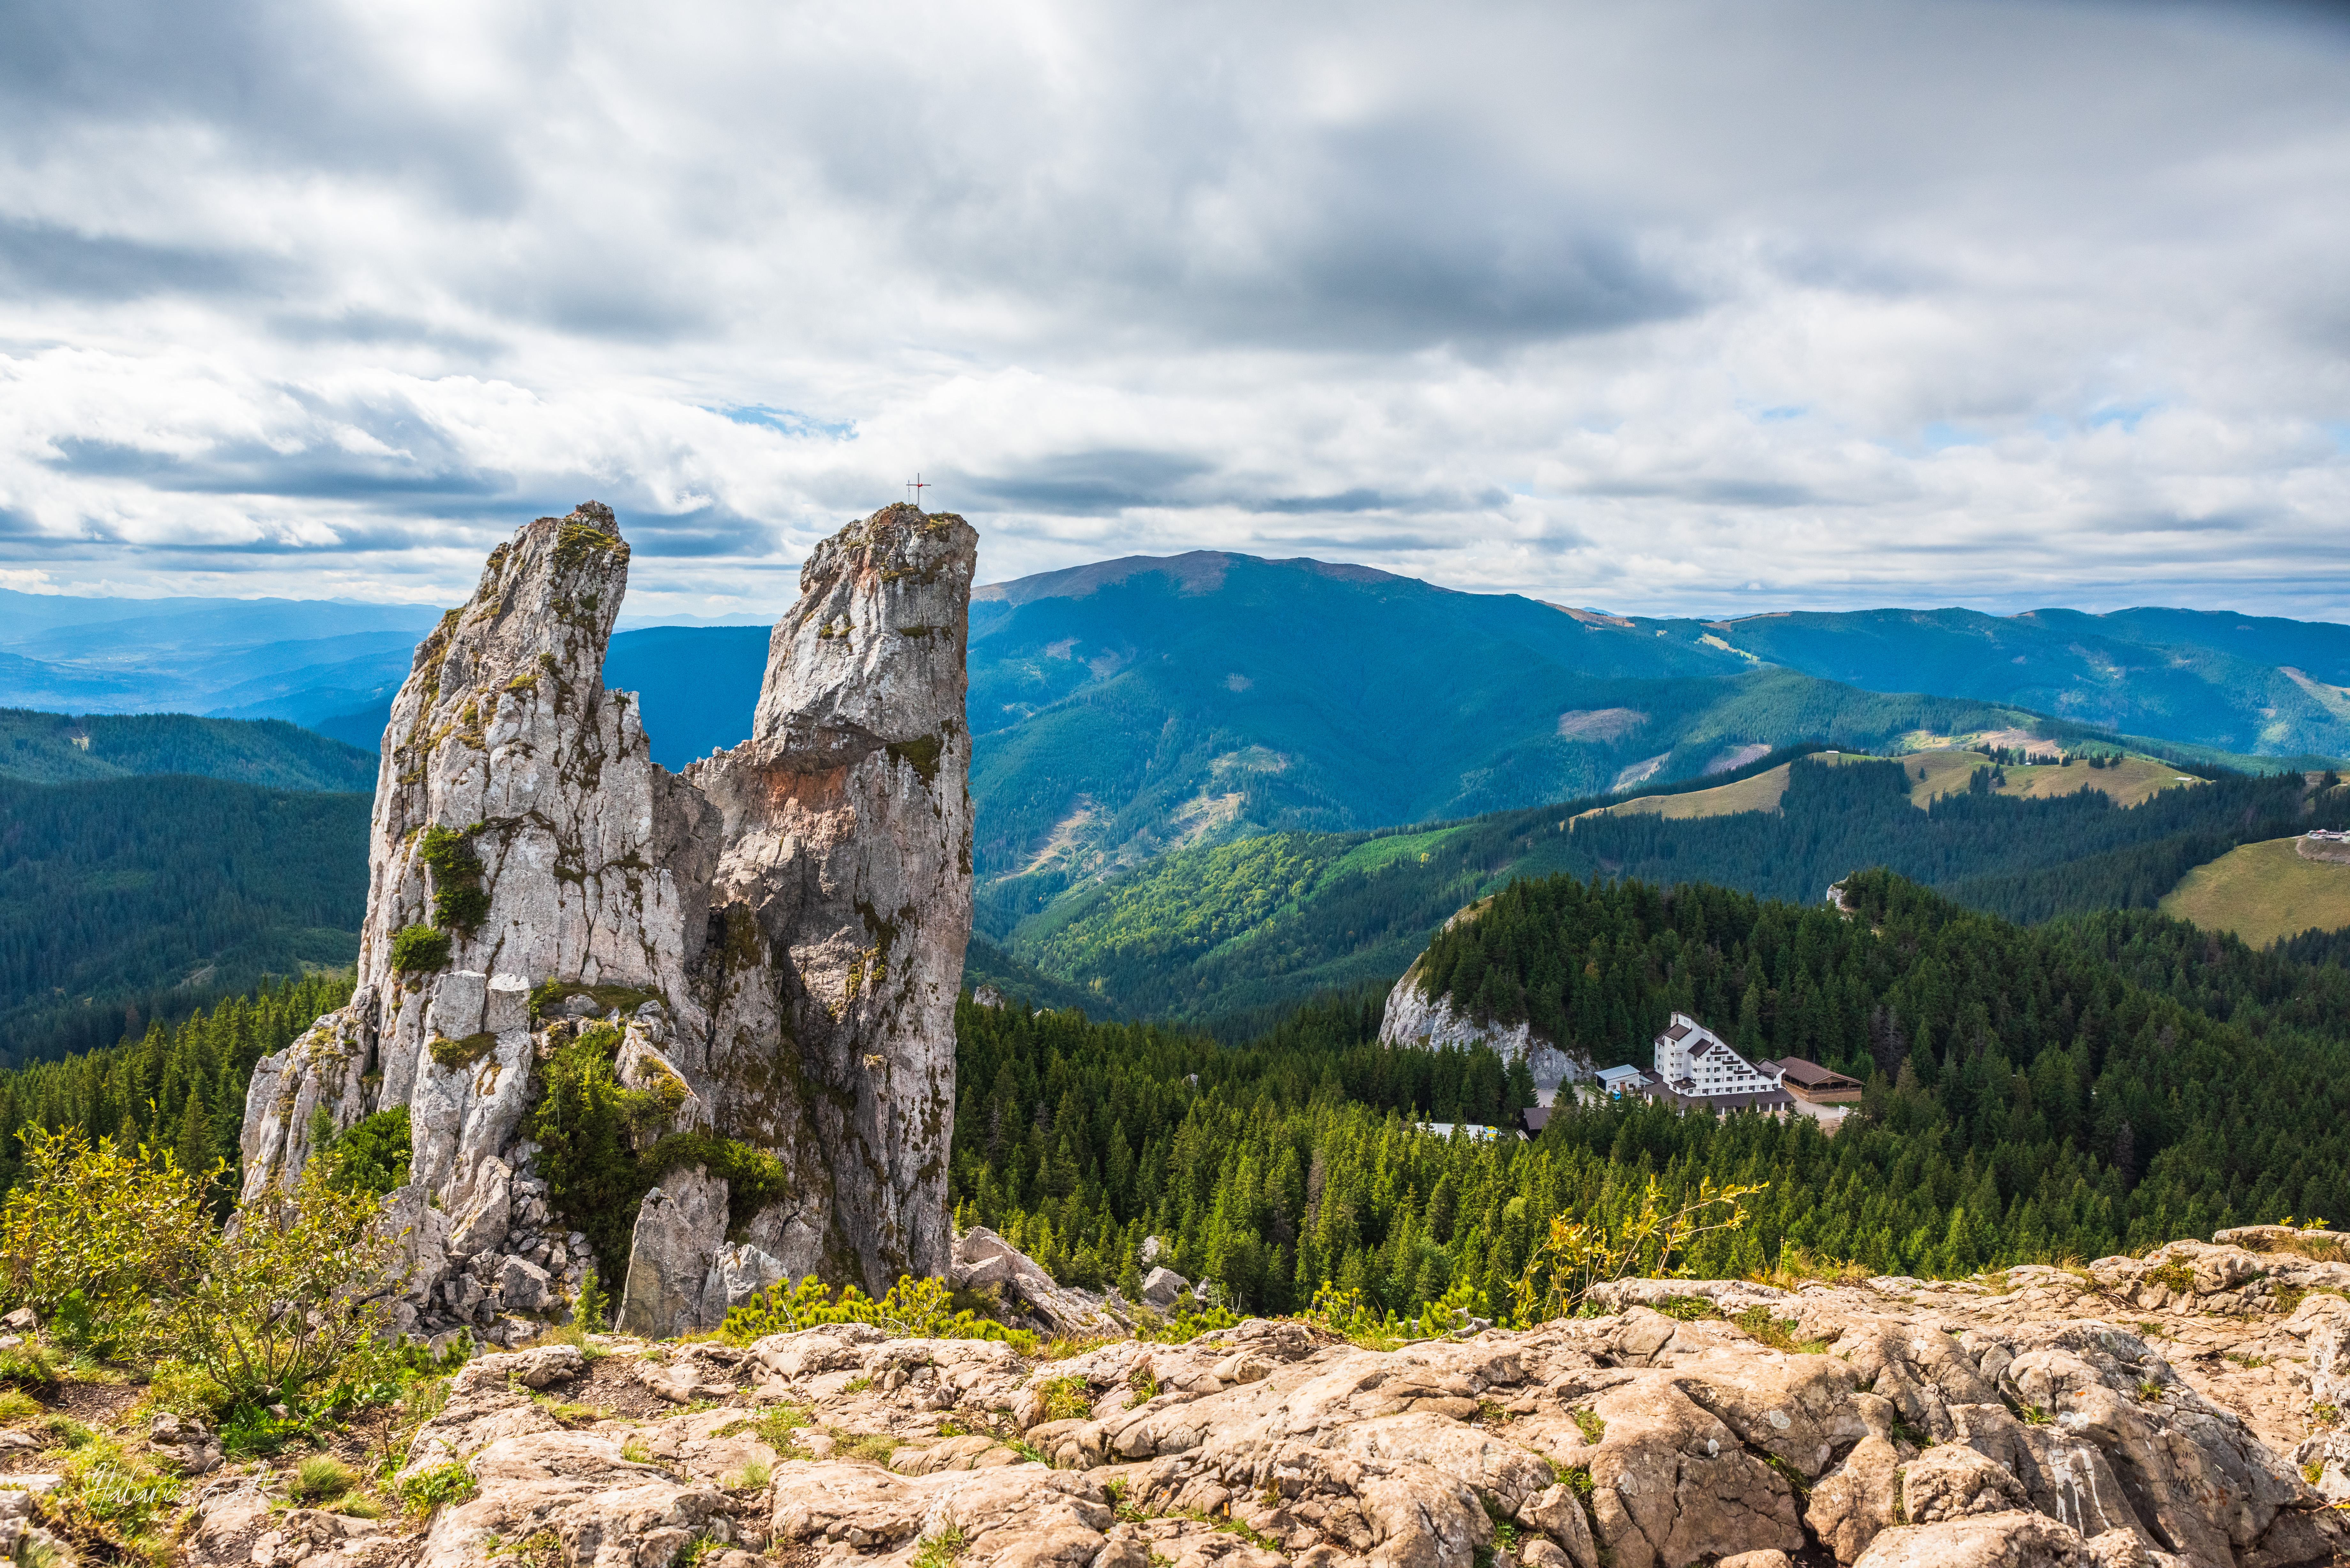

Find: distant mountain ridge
<box><xmin>960</xmin><ymin>553</ymin><xmax>2064</xmax><ymax>929</ymax></box>
<box><xmin>7</xmin><ymin>553</ymin><xmax>2346</xmax><ymax>921</ymax></box>
<box><xmin>0</xmin><ymin>709</ymin><xmax>376</xmax><ymax>792</ymax></box>
<box><xmin>1681</xmin><ymin>605</ymin><xmax>2350</xmax><ymax>757</ymax></box>
<box><xmin>0</xmin><ymin>585</ymin><xmax>443</xmax><ymax>744</ymax></box>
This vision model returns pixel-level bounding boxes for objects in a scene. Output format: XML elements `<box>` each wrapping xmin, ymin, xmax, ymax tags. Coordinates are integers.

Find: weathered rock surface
<box><xmin>235</xmin><ymin>501</ymin><xmax>978</xmax><ymax>1343</ymax></box>
<box><xmin>300</xmin><ymin>1233</ymin><xmax>2348</xmax><ymax>1568</ymax></box>
<box><xmin>951</xmin><ymin>1225</ymin><xmax>1123</xmax><ymax>1338</ymax></box>
<box><xmin>1377</xmin><ymin>959</ymin><xmax>1590</xmax><ymax>1105</ymax></box>
<box><xmin>687</xmin><ymin>502</ymin><xmax>977</xmax><ymax>1289</ymax></box>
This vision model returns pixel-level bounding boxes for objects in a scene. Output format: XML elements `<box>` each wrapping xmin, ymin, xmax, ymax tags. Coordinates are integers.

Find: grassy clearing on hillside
<box><xmin>1899</xmin><ymin>749</ymin><xmax>2201</xmax><ymax>810</ymax></box>
<box><xmin>1327</xmin><ymin>827</ymin><xmax>1461</xmax><ymax>875</ymax></box>
<box><xmin>2161</xmin><ymin>837</ymin><xmax>2350</xmax><ymax>946</ymax></box>
<box><xmin>1582</xmin><ymin>751</ymin><xmax>1870</xmax><ymax>821</ymax></box>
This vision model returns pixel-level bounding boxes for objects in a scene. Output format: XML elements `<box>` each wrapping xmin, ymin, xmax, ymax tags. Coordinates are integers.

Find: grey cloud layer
<box><xmin>0</xmin><ymin>0</ymin><xmax>2346</xmax><ymax>621</ymax></box>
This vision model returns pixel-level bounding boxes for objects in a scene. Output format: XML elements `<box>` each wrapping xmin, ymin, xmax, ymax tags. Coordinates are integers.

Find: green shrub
<box><xmin>528</xmin><ymin>981</ymin><xmax>663</xmax><ymax>1024</ymax></box>
<box><xmin>153</xmin><ymin>1160</ymin><xmax>395</xmax><ymax>1410</ymax></box>
<box><xmin>54</xmin><ymin>1448</ymin><xmax>178</xmax><ymax>1561</ymax></box>
<box><xmin>528</xmin><ymin>1024</ymin><xmax>797</xmax><ymax>1286</ymax></box>
<box><xmin>719</xmin><ymin>1275</ymin><xmax>1038</xmax><ymax>1352</ymax></box>
<box><xmin>571</xmin><ymin>1268</ymin><xmax>609</xmax><ymax>1335</ymax></box>
<box><xmin>389</xmin><ymin>925</ymin><xmax>451</xmax><ymax>973</ymax></box>
<box><xmin>910</xmin><ymin>1524</ymin><xmax>970</xmax><ymax>1568</ymax></box>
<box><xmin>428</xmin><ymin>1034</ymin><xmax>496</xmax><ymax>1071</ymax></box>
<box><xmin>42</xmin><ymin>1414</ymin><xmax>93</xmax><ymax>1447</ymax></box>
<box><xmin>398</xmin><ymin>1460</ymin><xmax>477</xmax><ymax>1509</ymax></box>
<box><xmin>0</xmin><ymin>1128</ymin><xmax>217</xmax><ymax>1353</ymax></box>
<box><xmin>526</xmin><ymin>1026</ymin><xmax>667</xmax><ymax>1285</ymax></box>
<box><xmin>317</xmin><ymin>1107</ymin><xmax>413</xmax><ymax>1197</ymax></box>
<box><xmin>292</xmin><ymin>1455</ymin><xmax>357</xmax><ymax>1502</ymax></box>
<box><xmin>1035</xmin><ymin>1376</ymin><xmax>1091</xmax><ymax>1422</ymax></box>
<box><xmin>1142</xmin><ymin>1302</ymin><xmax>1243</xmax><ymax>1344</ymax></box>
<box><xmin>0</xmin><ymin>1341</ymin><xmax>59</xmax><ymax>1391</ymax></box>
<box><xmin>419</xmin><ymin>826</ymin><xmax>489</xmax><ymax>933</ymax></box>
<box><xmin>1733</xmin><ymin>1305</ymin><xmax>1829</xmax><ymax>1354</ymax></box>
<box><xmin>715</xmin><ymin>1403</ymin><xmax>815</xmax><ymax>1459</ymax></box>
<box><xmin>50</xmin><ymin>1434</ymin><xmax>181</xmax><ymax>1561</ymax></box>
<box><xmin>645</xmin><ymin>1132</ymin><xmax>789</xmax><ymax>1227</ymax></box>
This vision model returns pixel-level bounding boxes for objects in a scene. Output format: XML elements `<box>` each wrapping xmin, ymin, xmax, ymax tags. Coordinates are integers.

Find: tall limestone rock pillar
<box><xmin>689</xmin><ymin>503</ymin><xmax>977</xmax><ymax>1290</ymax></box>
<box><xmin>236</xmin><ymin>500</ymin><xmax>974</xmax><ymax>1344</ymax></box>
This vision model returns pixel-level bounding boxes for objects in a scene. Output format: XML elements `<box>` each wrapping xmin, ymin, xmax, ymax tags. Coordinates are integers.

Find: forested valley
<box><xmin>0</xmin><ymin>776</ymin><xmax>370</xmax><ymax>1064</ymax></box>
<box><xmin>947</xmin><ymin>869</ymin><xmax>2350</xmax><ymax>1320</ymax></box>
<box><xmin>996</xmin><ymin>751</ymin><xmax>2348</xmax><ymax>1029</ymax></box>
<box><xmin>8</xmin><ymin>862</ymin><xmax>2350</xmax><ymax>1327</ymax></box>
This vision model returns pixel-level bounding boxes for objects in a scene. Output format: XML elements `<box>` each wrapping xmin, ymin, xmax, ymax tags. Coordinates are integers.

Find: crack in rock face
<box><xmin>234</xmin><ymin>501</ymin><xmax>977</xmax><ymax>1343</ymax></box>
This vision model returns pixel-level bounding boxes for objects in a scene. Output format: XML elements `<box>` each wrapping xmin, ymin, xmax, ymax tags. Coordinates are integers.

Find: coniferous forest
<box><xmin>0</xmin><ymin>776</ymin><xmax>370</xmax><ymax>1064</ymax></box>
<box><xmin>947</xmin><ymin>866</ymin><xmax>2350</xmax><ymax>1317</ymax></box>
<box><xmin>996</xmin><ymin>751</ymin><xmax>2347</xmax><ymax>1030</ymax></box>
<box><xmin>6</xmin><ymin>865</ymin><xmax>2350</xmax><ymax>1322</ymax></box>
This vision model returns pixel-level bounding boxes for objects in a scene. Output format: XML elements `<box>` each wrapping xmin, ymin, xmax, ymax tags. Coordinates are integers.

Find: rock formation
<box><xmin>184</xmin><ymin>1226</ymin><xmax>2350</xmax><ymax>1568</ymax></box>
<box><xmin>235</xmin><ymin>500</ymin><xmax>976</xmax><ymax>1344</ymax></box>
<box><xmin>1378</xmin><ymin>956</ymin><xmax>1592</xmax><ymax>1106</ymax></box>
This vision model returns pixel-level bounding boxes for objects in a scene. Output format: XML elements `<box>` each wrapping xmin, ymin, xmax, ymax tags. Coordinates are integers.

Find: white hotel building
<box><xmin>1655</xmin><ymin>1012</ymin><xmax>1783</xmax><ymax>1099</ymax></box>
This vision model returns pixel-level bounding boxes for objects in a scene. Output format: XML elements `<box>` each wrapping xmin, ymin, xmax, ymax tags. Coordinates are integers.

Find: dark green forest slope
<box><xmin>955</xmin><ymin>871</ymin><xmax>2350</xmax><ymax>1316</ymax></box>
<box><xmin>999</xmin><ymin>753</ymin><xmax>2349</xmax><ymax>1027</ymax></box>
<box><xmin>14</xmin><ymin>871</ymin><xmax>2350</xmax><ymax>1328</ymax></box>
<box><xmin>0</xmin><ymin>709</ymin><xmax>376</xmax><ymax>790</ymax></box>
<box><xmin>0</xmin><ymin>778</ymin><xmax>370</xmax><ymax>1064</ymax></box>
<box><xmin>0</xmin><ymin>971</ymin><xmax>349</xmax><ymax>1198</ymax></box>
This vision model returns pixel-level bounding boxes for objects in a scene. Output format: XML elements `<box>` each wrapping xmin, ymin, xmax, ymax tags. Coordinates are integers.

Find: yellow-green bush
<box><xmin>0</xmin><ymin>1128</ymin><xmax>217</xmax><ymax>1352</ymax></box>
<box><xmin>719</xmin><ymin>1275</ymin><xmax>1036</xmax><ymax>1351</ymax></box>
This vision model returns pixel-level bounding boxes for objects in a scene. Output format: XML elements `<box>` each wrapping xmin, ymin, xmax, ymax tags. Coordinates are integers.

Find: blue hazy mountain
<box><xmin>8</xmin><ymin>561</ymin><xmax>2347</xmax><ymax>916</ymax></box>
<box><xmin>1677</xmin><ymin>606</ymin><xmax>2350</xmax><ymax>757</ymax></box>
<box><xmin>0</xmin><ymin>587</ymin><xmax>441</xmax><ymax>732</ymax></box>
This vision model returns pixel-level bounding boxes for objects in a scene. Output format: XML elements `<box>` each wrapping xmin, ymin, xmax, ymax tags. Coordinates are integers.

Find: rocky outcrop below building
<box><xmin>184</xmin><ymin>1227</ymin><xmax>2350</xmax><ymax>1568</ymax></box>
<box><xmin>235</xmin><ymin>500</ymin><xmax>977</xmax><ymax>1346</ymax></box>
<box><xmin>1378</xmin><ymin>960</ymin><xmax>1592</xmax><ymax>1106</ymax></box>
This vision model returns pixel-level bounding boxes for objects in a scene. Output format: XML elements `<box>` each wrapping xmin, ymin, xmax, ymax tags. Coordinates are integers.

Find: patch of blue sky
<box><xmin>2323</xmin><ymin>422</ymin><xmax>2350</xmax><ymax>453</ymax></box>
<box><xmin>715</xmin><ymin>405</ymin><xmax>857</xmax><ymax>440</ymax></box>
<box><xmin>1754</xmin><ymin>405</ymin><xmax>1807</xmax><ymax>422</ymax></box>
<box><xmin>1920</xmin><ymin>421</ymin><xmax>1985</xmax><ymax>449</ymax></box>
<box><xmin>2085</xmin><ymin>400</ymin><xmax>2160</xmax><ymax>432</ymax></box>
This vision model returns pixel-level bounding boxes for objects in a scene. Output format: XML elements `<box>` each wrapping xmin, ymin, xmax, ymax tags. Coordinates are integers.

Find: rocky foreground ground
<box><xmin>152</xmin><ymin>1228</ymin><xmax>2350</xmax><ymax>1568</ymax></box>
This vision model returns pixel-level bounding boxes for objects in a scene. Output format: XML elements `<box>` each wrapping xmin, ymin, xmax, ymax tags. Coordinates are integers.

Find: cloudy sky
<box><xmin>3</xmin><ymin>0</ymin><xmax>2347</xmax><ymax>624</ymax></box>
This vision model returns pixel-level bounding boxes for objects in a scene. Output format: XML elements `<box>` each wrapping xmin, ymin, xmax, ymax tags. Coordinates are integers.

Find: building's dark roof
<box><xmin>1776</xmin><ymin>1057</ymin><xmax>1862</xmax><ymax>1091</ymax></box>
<box><xmin>1520</xmin><ymin>1106</ymin><xmax>1552</xmax><ymax>1135</ymax></box>
<box><xmin>1664</xmin><ymin>1021</ymin><xmax>1693</xmax><ymax>1041</ymax></box>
